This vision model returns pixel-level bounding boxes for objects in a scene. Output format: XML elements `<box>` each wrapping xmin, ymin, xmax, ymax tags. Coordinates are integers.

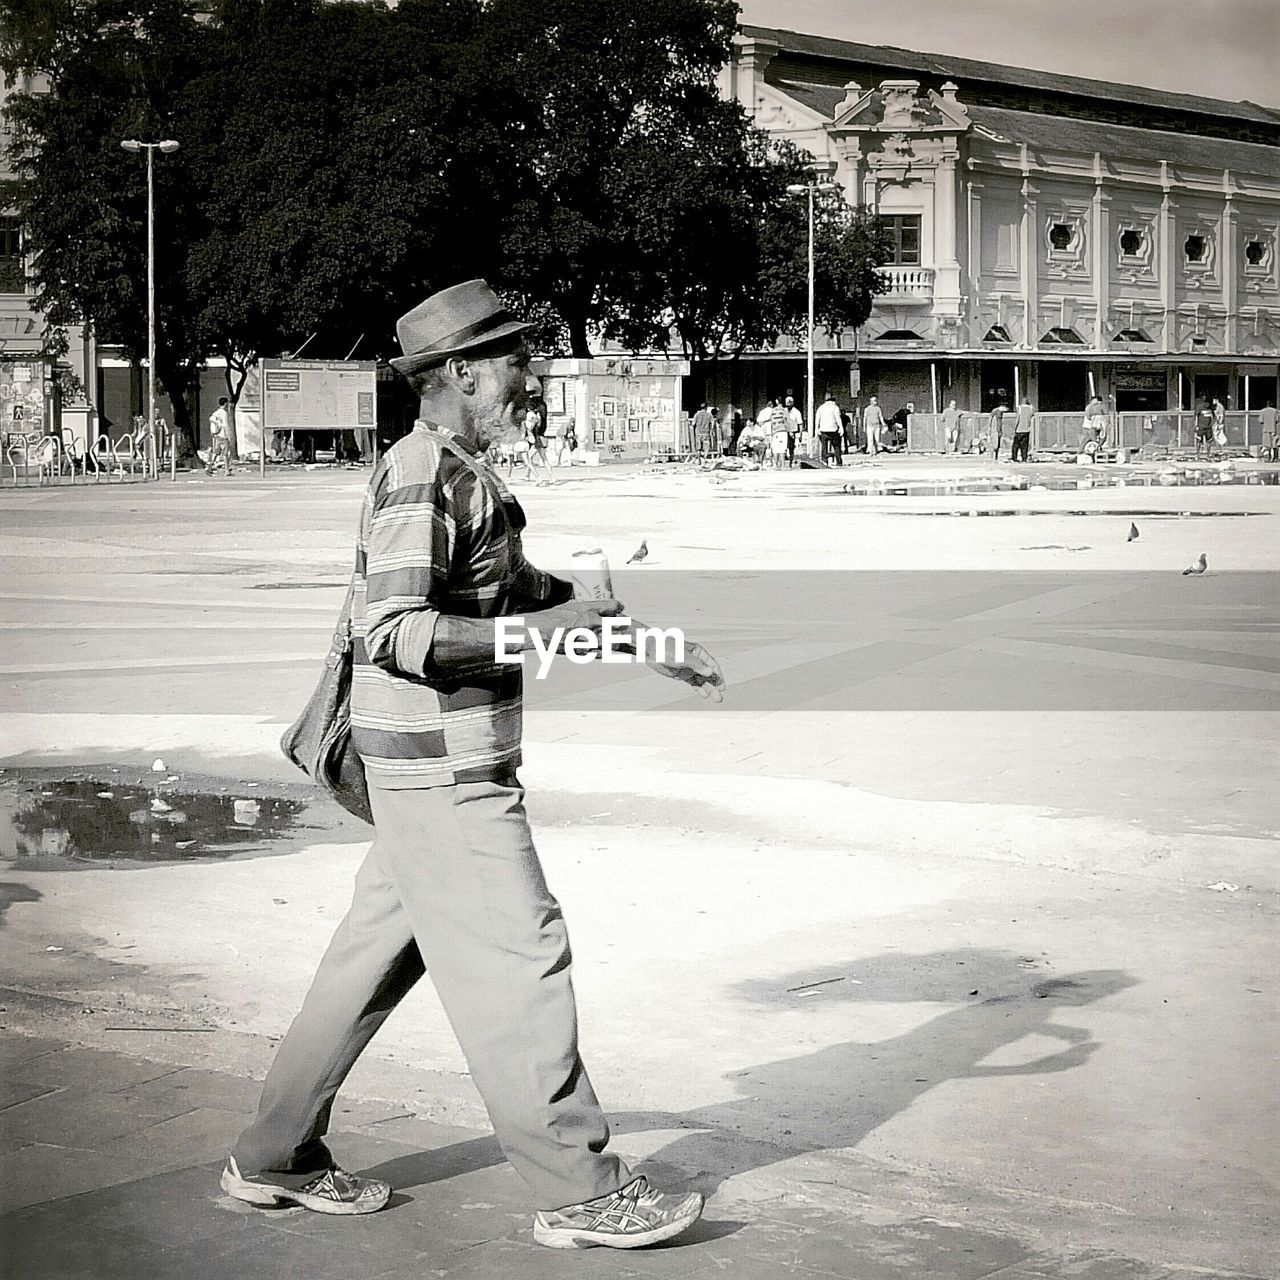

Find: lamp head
<box><xmin>158</xmin><ymin>140</ymin><xmax>180</xmax><ymax>153</ymax></box>
<box><xmin>785</xmin><ymin>184</ymin><xmax>807</xmax><ymax>195</ymax></box>
<box><xmin>120</xmin><ymin>139</ymin><xmax>142</xmax><ymax>152</ymax></box>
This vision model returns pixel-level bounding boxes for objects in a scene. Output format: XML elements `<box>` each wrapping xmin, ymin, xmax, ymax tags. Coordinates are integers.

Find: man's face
<box><xmin>470</xmin><ymin>343</ymin><xmax>537</xmax><ymax>448</ymax></box>
<box><xmin>785</xmin><ymin>397</ymin><xmax>794</xmax><ymax>408</ymax></box>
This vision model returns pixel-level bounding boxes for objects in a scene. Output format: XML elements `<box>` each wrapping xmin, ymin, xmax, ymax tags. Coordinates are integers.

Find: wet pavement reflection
<box><xmin>837</xmin><ymin>468</ymin><xmax>1280</xmax><ymax>498</ymax></box>
<box><xmin>0</xmin><ymin>778</ymin><xmax>309</xmax><ymax>868</ymax></box>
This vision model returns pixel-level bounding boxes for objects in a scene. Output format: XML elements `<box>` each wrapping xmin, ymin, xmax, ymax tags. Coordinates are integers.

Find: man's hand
<box><xmin>648</xmin><ymin>638</ymin><xmax>726</xmax><ymax>701</ymax></box>
<box><xmin>608</xmin><ymin>616</ymin><xmax>725</xmax><ymax>701</ymax></box>
<box><xmin>524</xmin><ymin>598</ymin><xmax>625</xmax><ymax>651</ymax></box>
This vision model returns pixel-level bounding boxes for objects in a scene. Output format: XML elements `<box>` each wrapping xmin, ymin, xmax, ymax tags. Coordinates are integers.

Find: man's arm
<box><xmin>362</xmin><ymin>473</ymin><xmax>622</xmax><ymax>680</ymax></box>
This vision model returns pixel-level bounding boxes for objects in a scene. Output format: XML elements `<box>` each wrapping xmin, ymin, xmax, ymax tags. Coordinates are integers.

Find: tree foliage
<box><xmin>0</xmin><ymin>0</ymin><xmax>210</xmax><ymax>451</ymax></box>
<box><xmin>0</xmin><ymin>0</ymin><xmax>892</xmax><ymax>450</ymax></box>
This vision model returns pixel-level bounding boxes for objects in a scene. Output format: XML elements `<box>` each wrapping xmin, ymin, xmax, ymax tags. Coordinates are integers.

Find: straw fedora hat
<box><xmin>389</xmin><ymin>279</ymin><xmax>530</xmax><ymax>376</ymax></box>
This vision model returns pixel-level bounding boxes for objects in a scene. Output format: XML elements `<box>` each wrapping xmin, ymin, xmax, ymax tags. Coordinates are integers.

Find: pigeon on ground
<box><xmin>1127</xmin><ymin>522</ymin><xmax>1139</xmax><ymax>542</ymax></box>
<box><xmin>1182</xmin><ymin>553</ymin><xmax>1207</xmax><ymax>576</ymax></box>
<box><xmin>627</xmin><ymin>539</ymin><xmax>649</xmax><ymax>564</ymax></box>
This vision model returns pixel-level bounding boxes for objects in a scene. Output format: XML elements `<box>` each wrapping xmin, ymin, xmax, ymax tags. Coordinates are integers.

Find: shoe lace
<box><xmin>627</xmin><ymin>1176</ymin><xmax>661</xmax><ymax>1209</ymax></box>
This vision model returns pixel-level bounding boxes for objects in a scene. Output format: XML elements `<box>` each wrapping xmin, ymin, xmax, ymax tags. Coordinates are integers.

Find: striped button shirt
<box><xmin>350</xmin><ymin>420</ymin><xmax>568</xmax><ymax>789</ymax></box>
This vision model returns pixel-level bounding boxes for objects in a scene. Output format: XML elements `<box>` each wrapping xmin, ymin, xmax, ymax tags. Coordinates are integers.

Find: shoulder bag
<box><xmin>280</xmin><ymin>575</ymin><xmax>373</xmax><ymax>825</ymax></box>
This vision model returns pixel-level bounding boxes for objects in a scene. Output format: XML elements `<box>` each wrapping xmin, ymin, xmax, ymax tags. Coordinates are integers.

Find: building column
<box><xmin>965</xmin><ymin>167</ymin><xmax>983</xmax><ymax>346</ymax></box>
<box><xmin>833</xmin><ymin>138</ymin><xmax>864</xmax><ymax>211</ymax></box>
<box><xmin>1091</xmin><ymin>154</ymin><xmax>1110</xmax><ymax>350</ymax></box>
<box><xmin>727</xmin><ymin>36</ymin><xmax>779</xmax><ymax>115</ymax></box>
<box><xmin>1021</xmin><ymin>175</ymin><xmax>1039</xmax><ymax>348</ymax></box>
<box><xmin>932</xmin><ymin>151</ymin><xmax>963</xmax><ymax>317</ymax></box>
<box><xmin>1159</xmin><ymin>163</ymin><xmax>1176</xmax><ymax>355</ymax></box>
<box><xmin>1222</xmin><ymin>170</ymin><xmax>1238</xmax><ymax>372</ymax></box>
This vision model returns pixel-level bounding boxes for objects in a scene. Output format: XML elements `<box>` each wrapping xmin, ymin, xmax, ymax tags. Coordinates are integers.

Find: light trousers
<box><xmin>231</xmin><ymin>777</ymin><xmax>629</xmax><ymax>1210</ymax></box>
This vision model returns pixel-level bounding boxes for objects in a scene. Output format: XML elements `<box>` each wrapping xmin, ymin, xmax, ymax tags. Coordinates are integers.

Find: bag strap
<box><xmin>422</xmin><ymin>423</ymin><xmax>518</xmax><ymax>537</ymax></box>
<box><xmin>332</xmin><ymin>427</ymin><xmax>520</xmax><ymax>670</ymax></box>
<box><xmin>326</xmin><ymin>575</ymin><xmax>358</xmax><ymax>669</ymax></box>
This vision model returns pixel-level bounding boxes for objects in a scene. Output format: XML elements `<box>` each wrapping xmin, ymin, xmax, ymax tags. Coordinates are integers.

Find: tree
<box><xmin>2</xmin><ymin>0</ymin><xmax>890</xmax><ymax>450</ymax></box>
<box><xmin>0</xmin><ymin>0</ymin><xmax>501</xmax><ymax>460</ymax></box>
<box><xmin>475</xmin><ymin>0</ymin><xmax>889</xmax><ymax>362</ymax></box>
<box><xmin>476</xmin><ymin>0</ymin><xmax>744</xmax><ymax>358</ymax></box>
<box><xmin>594</xmin><ymin>122</ymin><xmax>890</xmax><ymax>362</ymax></box>
<box><xmin>0</xmin><ymin>0</ymin><xmax>211</xmax><ymax>458</ymax></box>
<box><xmin>182</xmin><ymin>0</ymin><xmax>496</xmax><ymax>449</ymax></box>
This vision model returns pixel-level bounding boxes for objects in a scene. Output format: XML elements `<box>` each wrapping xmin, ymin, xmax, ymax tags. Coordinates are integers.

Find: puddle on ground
<box><xmin>836</xmin><ymin>469</ymin><xmax>1280</xmax><ymax>498</ymax></box>
<box><xmin>0</xmin><ymin>778</ymin><xmax>310</xmax><ymax>868</ymax></box>
<box><xmin>250</xmin><ymin>581</ymin><xmax>347</xmax><ymax>590</ymax></box>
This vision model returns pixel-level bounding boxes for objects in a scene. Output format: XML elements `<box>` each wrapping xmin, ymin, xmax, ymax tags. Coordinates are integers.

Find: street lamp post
<box><xmin>787</xmin><ymin>165</ymin><xmax>840</xmax><ymax>456</ymax></box>
<box><xmin>121</xmin><ymin>138</ymin><xmax>179</xmax><ymax>480</ymax></box>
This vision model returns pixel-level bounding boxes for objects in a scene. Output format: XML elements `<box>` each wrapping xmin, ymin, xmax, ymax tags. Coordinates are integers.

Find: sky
<box><xmin>736</xmin><ymin>0</ymin><xmax>1280</xmax><ymax>108</ymax></box>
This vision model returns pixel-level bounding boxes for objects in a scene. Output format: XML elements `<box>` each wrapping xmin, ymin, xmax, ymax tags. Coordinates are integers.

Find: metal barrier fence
<box><xmin>908</xmin><ymin>410</ymin><xmax>1267</xmax><ymax>456</ymax></box>
<box><xmin>906</xmin><ymin>413</ymin><xmax>985</xmax><ymax>453</ymax></box>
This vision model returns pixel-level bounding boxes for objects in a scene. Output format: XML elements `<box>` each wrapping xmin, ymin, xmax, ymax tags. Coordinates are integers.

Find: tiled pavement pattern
<box><xmin>1</xmin><ymin>1032</ymin><xmax>1266</xmax><ymax>1280</ymax></box>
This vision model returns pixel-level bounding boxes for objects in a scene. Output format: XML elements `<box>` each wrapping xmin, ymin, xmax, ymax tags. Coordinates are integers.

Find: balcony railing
<box><xmin>874</xmin><ymin>264</ymin><xmax>934</xmax><ymax>302</ymax></box>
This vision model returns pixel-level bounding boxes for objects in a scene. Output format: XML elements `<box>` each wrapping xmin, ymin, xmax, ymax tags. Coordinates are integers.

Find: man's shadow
<box><xmin>618</xmin><ymin>949</ymin><xmax>1136</xmax><ymax>1196</ymax></box>
<box><xmin>364</xmin><ymin>949</ymin><xmax>1135</xmax><ymax>1203</ymax></box>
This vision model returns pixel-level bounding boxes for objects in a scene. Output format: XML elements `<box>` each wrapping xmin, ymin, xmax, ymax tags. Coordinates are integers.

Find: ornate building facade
<box><xmin>706</xmin><ymin>26</ymin><xmax>1280</xmax><ymax>424</ymax></box>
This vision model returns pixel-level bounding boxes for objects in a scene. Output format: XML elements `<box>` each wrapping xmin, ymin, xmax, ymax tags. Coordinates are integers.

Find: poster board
<box><xmin>0</xmin><ymin>360</ymin><xmax>46</xmax><ymax>443</ymax></box>
<box><xmin>258</xmin><ymin>358</ymin><xmax>377</xmax><ymax>474</ymax></box>
<box><xmin>260</xmin><ymin>358</ymin><xmax>376</xmax><ymax>431</ymax></box>
<box><xmin>533</xmin><ymin>358</ymin><xmax>688</xmax><ymax>464</ymax></box>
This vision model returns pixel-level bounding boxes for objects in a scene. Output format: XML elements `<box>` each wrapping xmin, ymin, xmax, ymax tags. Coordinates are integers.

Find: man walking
<box><xmin>941</xmin><ymin>399</ymin><xmax>962</xmax><ymax>454</ymax></box>
<box><xmin>1194</xmin><ymin>395</ymin><xmax>1215</xmax><ymax>459</ymax></box>
<box><xmin>1011</xmin><ymin>393</ymin><xmax>1034</xmax><ymax>462</ymax></box>
<box><xmin>221</xmin><ymin>280</ymin><xmax>723</xmax><ymax>1250</ymax></box>
<box><xmin>862</xmin><ymin>395</ymin><xmax>886</xmax><ymax>456</ymax></box>
<box><xmin>815</xmin><ymin>391</ymin><xmax>844</xmax><ymax>466</ymax></box>
<box><xmin>783</xmin><ymin>394</ymin><xmax>803</xmax><ymax>465</ymax></box>
<box><xmin>707</xmin><ymin>406</ymin><xmax>723</xmax><ymax>457</ymax></box>
<box><xmin>987</xmin><ymin>394</ymin><xmax>1009</xmax><ymax>461</ymax></box>
<box><xmin>206</xmin><ymin>397</ymin><xmax>232</xmax><ymax>476</ymax></box>
<box><xmin>691</xmin><ymin>402</ymin><xmax>712</xmax><ymax>458</ymax></box>
<box><xmin>1260</xmin><ymin>399</ymin><xmax>1277</xmax><ymax>462</ymax></box>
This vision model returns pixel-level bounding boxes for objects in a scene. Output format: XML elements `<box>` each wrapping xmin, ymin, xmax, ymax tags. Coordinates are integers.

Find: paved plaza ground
<box><xmin>0</xmin><ymin>454</ymin><xmax>1276</xmax><ymax>1278</ymax></box>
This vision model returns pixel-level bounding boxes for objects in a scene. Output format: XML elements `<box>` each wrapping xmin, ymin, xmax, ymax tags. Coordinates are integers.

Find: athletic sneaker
<box><xmin>220</xmin><ymin>1155</ymin><xmax>391</xmax><ymax>1215</ymax></box>
<box><xmin>533</xmin><ymin>1175</ymin><xmax>704</xmax><ymax>1250</ymax></box>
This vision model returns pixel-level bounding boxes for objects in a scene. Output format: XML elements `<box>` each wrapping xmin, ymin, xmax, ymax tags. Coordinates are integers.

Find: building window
<box><xmin>1115</xmin><ymin>328</ymin><xmax>1152</xmax><ymax>342</ymax></box>
<box><xmin>1041</xmin><ymin>326</ymin><xmax>1086</xmax><ymax>345</ymax></box>
<box><xmin>0</xmin><ymin>218</ymin><xmax>24</xmax><ymax>294</ymax></box>
<box><xmin>882</xmin><ymin>215</ymin><xmax>921</xmax><ymax>265</ymax></box>
<box><xmin>982</xmin><ymin>324</ymin><xmax>1012</xmax><ymax>343</ymax></box>
<box><xmin>1244</xmin><ymin>240</ymin><xmax>1265</xmax><ymax>266</ymax></box>
<box><xmin>875</xmin><ymin>328</ymin><xmax>923</xmax><ymax>341</ymax></box>
<box><xmin>1184</xmin><ymin>234</ymin><xmax>1207</xmax><ymax>263</ymax></box>
<box><xmin>1119</xmin><ymin>229</ymin><xmax>1143</xmax><ymax>256</ymax></box>
<box><xmin>1048</xmin><ymin>223</ymin><xmax>1073</xmax><ymax>251</ymax></box>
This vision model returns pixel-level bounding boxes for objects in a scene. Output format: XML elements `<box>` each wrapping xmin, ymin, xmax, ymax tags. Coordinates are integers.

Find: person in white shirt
<box><xmin>206</xmin><ymin>397</ymin><xmax>232</xmax><ymax>476</ymax></box>
<box><xmin>815</xmin><ymin>392</ymin><xmax>844</xmax><ymax>466</ymax></box>
<box><xmin>941</xmin><ymin>399</ymin><xmax>962</xmax><ymax>453</ymax></box>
